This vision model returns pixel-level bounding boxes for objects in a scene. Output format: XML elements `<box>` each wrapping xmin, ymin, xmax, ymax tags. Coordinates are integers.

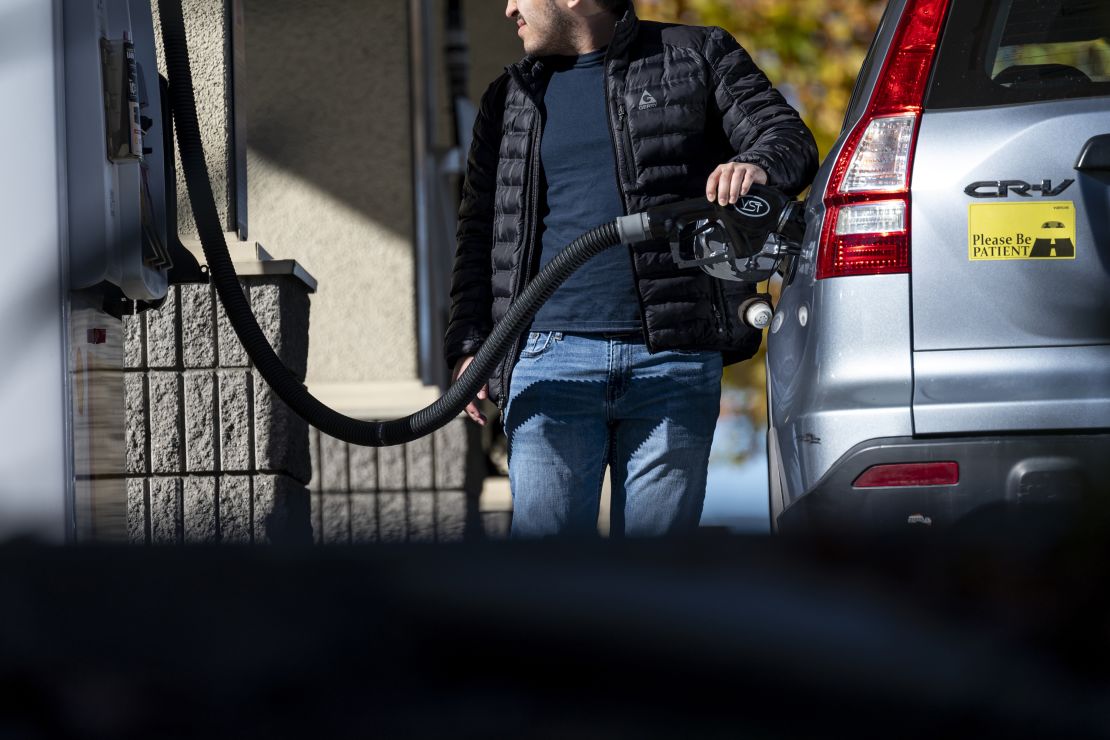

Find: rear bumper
<box><xmin>777</xmin><ymin>432</ymin><xmax>1110</xmax><ymax>533</ymax></box>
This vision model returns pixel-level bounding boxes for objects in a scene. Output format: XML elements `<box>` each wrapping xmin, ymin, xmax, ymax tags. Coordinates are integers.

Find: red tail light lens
<box><xmin>816</xmin><ymin>0</ymin><xmax>952</xmax><ymax>279</ymax></box>
<box><xmin>853</xmin><ymin>462</ymin><xmax>959</xmax><ymax>488</ymax></box>
<box><xmin>819</xmin><ymin>198</ymin><xmax>909</xmax><ymax>277</ymax></box>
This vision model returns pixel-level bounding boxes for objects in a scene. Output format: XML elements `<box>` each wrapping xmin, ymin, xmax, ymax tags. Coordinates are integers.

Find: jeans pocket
<box><xmin>519</xmin><ymin>331</ymin><xmax>560</xmax><ymax>359</ymax></box>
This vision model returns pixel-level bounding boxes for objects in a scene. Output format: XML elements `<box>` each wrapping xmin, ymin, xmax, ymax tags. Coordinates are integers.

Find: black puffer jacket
<box><xmin>445</xmin><ymin>3</ymin><xmax>818</xmax><ymax>406</ymax></box>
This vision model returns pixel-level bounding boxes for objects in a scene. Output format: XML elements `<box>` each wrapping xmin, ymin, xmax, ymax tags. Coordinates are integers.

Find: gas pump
<box><xmin>64</xmin><ymin>0</ymin><xmax>171</xmax><ymax>301</ymax></box>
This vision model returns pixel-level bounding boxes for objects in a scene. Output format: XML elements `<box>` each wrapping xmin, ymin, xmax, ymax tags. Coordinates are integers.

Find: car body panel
<box><xmin>769</xmin><ymin>266</ymin><xmax>914</xmax><ymax>504</ymax></box>
<box><xmin>767</xmin><ymin>0</ymin><xmax>915</xmax><ymax>504</ymax></box>
<box><xmin>913</xmin><ymin>345</ymin><xmax>1110</xmax><ymax>433</ymax></box>
<box><xmin>911</xmin><ymin>99</ymin><xmax>1110</xmax><ymax>352</ymax></box>
<box><xmin>766</xmin><ymin>0</ymin><xmax>1110</xmax><ymax>524</ymax></box>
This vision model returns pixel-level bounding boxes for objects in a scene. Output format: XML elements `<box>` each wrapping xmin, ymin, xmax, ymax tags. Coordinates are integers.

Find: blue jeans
<box><xmin>505</xmin><ymin>331</ymin><xmax>722</xmax><ymax>538</ymax></box>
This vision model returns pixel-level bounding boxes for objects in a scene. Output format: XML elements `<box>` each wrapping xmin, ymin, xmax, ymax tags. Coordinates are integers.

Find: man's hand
<box><xmin>706</xmin><ymin>162</ymin><xmax>768</xmax><ymax>206</ymax></box>
<box><xmin>452</xmin><ymin>355</ymin><xmax>488</xmax><ymax>426</ymax></box>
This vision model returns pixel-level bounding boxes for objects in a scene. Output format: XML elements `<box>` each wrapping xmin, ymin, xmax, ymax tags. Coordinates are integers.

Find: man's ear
<box><xmin>568</xmin><ymin>0</ymin><xmax>613</xmax><ymax>19</ymax></box>
<box><xmin>564</xmin><ymin>0</ymin><xmax>591</xmax><ymax>16</ymax></box>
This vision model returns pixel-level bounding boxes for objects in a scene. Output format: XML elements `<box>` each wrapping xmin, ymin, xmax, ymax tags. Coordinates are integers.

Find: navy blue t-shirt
<box><xmin>529</xmin><ymin>48</ymin><xmax>641</xmax><ymax>334</ymax></box>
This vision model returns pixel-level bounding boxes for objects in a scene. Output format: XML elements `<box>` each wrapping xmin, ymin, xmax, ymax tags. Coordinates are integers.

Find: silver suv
<box><xmin>767</xmin><ymin>0</ymin><xmax>1110</xmax><ymax>531</ymax></box>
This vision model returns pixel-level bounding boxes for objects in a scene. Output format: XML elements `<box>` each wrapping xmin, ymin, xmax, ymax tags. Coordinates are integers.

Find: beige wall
<box><xmin>159</xmin><ymin>1</ymin><xmax>525</xmax><ymax>397</ymax></box>
<box><xmin>462</xmin><ymin>0</ymin><xmax>522</xmax><ymax>104</ymax></box>
<box><xmin>237</xmin><ymin>0</ymin><xmax>521</xmax><ymax>392</ymax></box>
<box><xmin>241</xmin><ymin>0</ymin><xmax>416</xmax><ymax>386</ymax></box>
<box><xmin>152</xmin><ymin>0</ymin><xmax>236</xmax><ymax>239</ymax></box>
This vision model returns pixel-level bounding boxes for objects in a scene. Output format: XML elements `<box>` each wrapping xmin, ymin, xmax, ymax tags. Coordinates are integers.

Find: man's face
<box><xmin>505</xmin><ymin>0</ymin><xmax>575</xmax><ymax>56</ymax></box>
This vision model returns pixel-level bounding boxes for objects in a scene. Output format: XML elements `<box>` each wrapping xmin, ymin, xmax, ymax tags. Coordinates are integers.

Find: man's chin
<box><xmin>519</xmin><ymin>30</ymin><xmax>558</xmax><ymax>56</ymax></box>
<box><xmin>523</xmin><ymin>40</ymin><xmax>561</xmax><ymax>57</ymax></box>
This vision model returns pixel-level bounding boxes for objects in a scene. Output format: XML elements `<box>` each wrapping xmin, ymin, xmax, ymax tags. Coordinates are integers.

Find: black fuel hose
<box><xmin>157</xmin><ymin>0</ymin><xmax>626</xmax><ymax>446</ymax></box>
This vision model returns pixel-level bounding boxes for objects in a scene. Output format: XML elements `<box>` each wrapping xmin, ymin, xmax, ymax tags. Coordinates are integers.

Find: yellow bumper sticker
<box><xmin>968</xmin><ymin>201</ymin><xmax>1076</xmax><ymax>260</ymax></box>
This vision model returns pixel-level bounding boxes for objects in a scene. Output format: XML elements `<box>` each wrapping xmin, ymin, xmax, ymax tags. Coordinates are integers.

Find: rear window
<box><xmin>927</xmin><ymin>0</ymin><xmax>1110</xmax><ymax>109</ymax></box>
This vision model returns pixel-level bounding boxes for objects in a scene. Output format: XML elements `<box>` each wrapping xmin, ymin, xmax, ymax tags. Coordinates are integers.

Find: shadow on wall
<box><xmin>242</xmin><ymin>0</ymin><xmax>413</xmax><ymax>241</ymax></box>
<box><xmin>462</xmin><ymin>0</ymin><xmax>527</xmax><ymax>104</ymax></box>
<box><xmin>310</xmin><ymin>419</ymin><xmax>490</xmax><ymax>544</ymax></box>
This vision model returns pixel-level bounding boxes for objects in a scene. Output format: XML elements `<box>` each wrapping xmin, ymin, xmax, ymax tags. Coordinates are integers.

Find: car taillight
<box><xmin>817</xmin><ymin>0</ymin><xmax>951</xmax><ymax>279</ymax></box>
<box><xmin>853</xmin><ymin>462</ymin><xmax>959</xmax><ymax>488</ymax></box>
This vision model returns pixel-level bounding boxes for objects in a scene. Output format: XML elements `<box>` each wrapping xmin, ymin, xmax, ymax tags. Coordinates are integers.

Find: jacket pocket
<box><xmin>616</xmin><ymin>103</ymin><xmax>637</xmax><ymax>188</ymax></box>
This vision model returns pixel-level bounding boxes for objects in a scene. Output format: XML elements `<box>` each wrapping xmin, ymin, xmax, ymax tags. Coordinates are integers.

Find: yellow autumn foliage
<box><xmin>637</xmin><ymin>0</ymin><xmax>885</xmax><ymax>156</ymax></box>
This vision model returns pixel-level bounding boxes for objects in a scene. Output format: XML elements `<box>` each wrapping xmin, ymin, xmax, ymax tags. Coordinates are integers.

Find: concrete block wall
<box><xmin>309</xmin><ymin>418</ymin><xmax>486</xmax><ymax>544</ymax></box>
<box><xmin>124</xmin><ymin>273</ymin><xmax>489</xmax><ymax>544</ymax></box>
<box><xmin>124</xmin><ymin>275</ymin><xmax>313</xmax><ymax>545</ymax></box>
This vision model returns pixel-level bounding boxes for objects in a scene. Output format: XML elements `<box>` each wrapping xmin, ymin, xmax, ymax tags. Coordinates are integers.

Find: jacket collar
<box><xmin>608</xmin><ymin>2</ymin><xmax>639</xmax><ymax>59</ymax></box>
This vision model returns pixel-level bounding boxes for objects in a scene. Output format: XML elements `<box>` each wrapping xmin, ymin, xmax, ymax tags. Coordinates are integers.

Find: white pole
<box><xmin>0</xmin><ymin>0</ymin><xmax>71</xmax><ymax>542</ymax></box>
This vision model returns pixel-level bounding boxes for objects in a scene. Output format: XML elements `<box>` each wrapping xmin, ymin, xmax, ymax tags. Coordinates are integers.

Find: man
<box><xmin>445</xmin><ymin>0</ymin><xmax>817</xmax><ymax>537</ymax></box>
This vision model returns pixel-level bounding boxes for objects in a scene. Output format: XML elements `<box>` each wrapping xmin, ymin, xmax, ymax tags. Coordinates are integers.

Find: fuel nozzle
<box><xmin>615</xmin><ymin>184</ymin><xmax>805</xmax><ymax>285</ymax></box>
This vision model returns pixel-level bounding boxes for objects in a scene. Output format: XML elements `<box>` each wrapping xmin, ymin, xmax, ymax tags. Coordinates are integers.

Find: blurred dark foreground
<box><xmin>2</xmin><ymin>514</ymin><xmax>1109</xmax><ymax>739</ymax></box>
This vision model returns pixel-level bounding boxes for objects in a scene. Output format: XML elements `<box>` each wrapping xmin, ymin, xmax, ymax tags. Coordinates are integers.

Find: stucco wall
<box><xmin>241</xmin><ymin>0</ymin><xmax>416</xmax><ymax>385</ymax></box>
<box><xmin>154</xmin><ymin>0</ymin><xmax>521</xmax><ymax>391</ymax></box>
<box><xmin>143</xmin><ymin>1</ymin><xmax>493</xmax><ymax>534</ymax></box>
<box><xmin>151</xmin><ymin>0</ymin><xmax>235</xmax><ymax>237</ymax></box>
<box><xmin>462</xmin><ymin>0</ymin><xmax>522</xmax><ymax>104</ymax></box>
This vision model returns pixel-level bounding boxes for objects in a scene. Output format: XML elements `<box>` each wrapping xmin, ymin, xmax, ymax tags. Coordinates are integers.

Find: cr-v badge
<box><xmin>964</xmin><ymin>179</ymin><xmax>1074</xmax><ymax>198</ymax></box>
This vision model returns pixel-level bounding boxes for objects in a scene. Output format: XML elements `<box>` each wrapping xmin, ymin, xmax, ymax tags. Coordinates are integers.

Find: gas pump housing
<box><xmin>0</xmin><ymin>0</ymin><xmax>174</xmax><ymax>542</ymax></box>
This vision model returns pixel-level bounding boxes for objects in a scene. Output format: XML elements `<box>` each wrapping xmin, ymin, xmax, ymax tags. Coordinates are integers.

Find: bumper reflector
<box><xmin>853</xmin><ymin>462</ymin><xmax>959</xmax><ymax>488</ymax></box>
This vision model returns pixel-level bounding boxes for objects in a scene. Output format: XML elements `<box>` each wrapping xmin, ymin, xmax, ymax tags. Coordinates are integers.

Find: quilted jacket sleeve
<box><xmin>443</xmin><ymin>74</ymin><xmax>509</xmax><ymax>371</ymax></box>
<box><xmin>704</xmin><ymin>27</ymin><xmax>819</xmax><ymax>197</ymax></box>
